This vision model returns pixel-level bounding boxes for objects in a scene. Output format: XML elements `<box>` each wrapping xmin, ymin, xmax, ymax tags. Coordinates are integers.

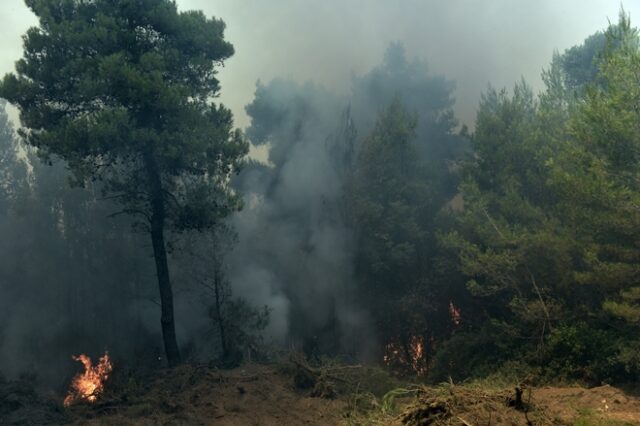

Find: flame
<box><xmin>63</xmin><ymin>352</ymin><xmax>112</xmax><ymax>407</ymax></box>
<box><xmin>449</xmin><ymin>301</ymin><xmax>462</xmax><ymax>326</ymax></box>
<box><xmin>383</xmin><ymin>335</ymin><xmax>428</xmax><ymax>376</ymax></box>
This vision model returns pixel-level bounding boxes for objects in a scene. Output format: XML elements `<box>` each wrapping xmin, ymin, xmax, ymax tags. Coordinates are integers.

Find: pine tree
<box><xmin>0</xmin><ymin>0</ymin><xmax>248</xmax><ymax>365</ymax></box>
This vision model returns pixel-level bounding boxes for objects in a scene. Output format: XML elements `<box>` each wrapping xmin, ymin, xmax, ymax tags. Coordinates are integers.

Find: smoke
<box><xmin>223</xmin><ymin>44</ymin><xmax>462</xmax><ymax>359</ymax></box>
<box><xmin>1</xmin><ymin>1</ymin><xmax>638</xmax><ymax>127</ymax></box>
<box><xmin>0</xmin><ymin>146</ymin><xmax>164</xmax><ymax>385</ymax></box>
<box><xmin>227</xmin><ymin>79</ymin><xmax>360</xmax><ymax>353</ymax></box>
<box><xmin>0</xmin><ymin>136</ymin><xmax>224</xmax><ymax>384</ymax></box>
<box><xmin>176</xmin><ymin>0</ymin><xmax>639</xmax><ymax>130</ymax></box>
<box><xmin>0</xmin><ymin>0</ymin><xmax>638</xmax><ymax>385</ymax></box>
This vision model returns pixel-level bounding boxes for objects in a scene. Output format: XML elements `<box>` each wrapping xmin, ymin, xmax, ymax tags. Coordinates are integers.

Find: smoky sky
<box><xmin>1</xmin><ymin>0</ymin><xmax>639</xmax><ymax>130</ymax></box>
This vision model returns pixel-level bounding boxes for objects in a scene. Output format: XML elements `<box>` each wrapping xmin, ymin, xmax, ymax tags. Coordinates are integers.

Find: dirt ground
<box><xmin>2</xmin><ymin>362</ymin><xmax>640</xmax><ymax>425</ymax></box>
<box><xmin>66</xmin><ymin>363</ymin><xmax>348</xmax><ymax>426</ymax></box>
<box><xmin>534</xmin><ymin>385</ymin><xmax>640</xmax><ymax>424</ymax></box>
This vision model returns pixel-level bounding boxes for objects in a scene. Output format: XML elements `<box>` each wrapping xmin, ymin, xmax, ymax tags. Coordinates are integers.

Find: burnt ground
<box><xmin>1</xmin><ymin>362</ymin><xmax>639</xmax><ymax>425</ymax></box>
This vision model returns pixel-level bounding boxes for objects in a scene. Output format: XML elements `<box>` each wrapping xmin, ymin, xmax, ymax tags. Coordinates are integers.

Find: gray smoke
<box><xmin>0</xmin><ymin>0</ymin><xmax>638</xmax><ymax>384</ymax></box>
<box><xmin>227</xmin><ymin>79</ymin><xmax>364</xmax><ymax>354</ymax></box>
<box><xmin>223</xmin><ymin>43</ymin><xmax>462</xmax><ymax>359</ymax></box>
<box><xmin>178</xmin><ymin>0</ymin><xmax>638</xmax><ymax>130</ymax></box>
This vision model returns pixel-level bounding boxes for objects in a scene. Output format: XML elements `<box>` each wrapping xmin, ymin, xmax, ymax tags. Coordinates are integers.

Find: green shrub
<box><xmin>542</xmin><ymin>322</ymin><xmax>625</xmax><ymax>383</ymax></box>
<box><xmin>428</xmin><ymin>322</ymin><xmax>517</xmax><ymax>383</ymax></box>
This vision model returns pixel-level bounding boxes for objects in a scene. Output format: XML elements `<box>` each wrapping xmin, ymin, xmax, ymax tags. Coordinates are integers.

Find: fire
<box><xmin>63</xmin><ymin>352</ymin><xmax>112</xmax><ymax>407</ymax></box>
<box><xmin>383</xmin><ymin>335</ymin><xmax>428</xmax><ymax>376</ymax></box>
<box><xmin>449</xmin><ymin>300</ymin><xmax>462</xmax><ymax>326</ymax></box>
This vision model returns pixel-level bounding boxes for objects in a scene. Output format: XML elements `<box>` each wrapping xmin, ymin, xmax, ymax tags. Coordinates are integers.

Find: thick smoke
<box><xmin>225</xmin><ymin>44</ymin><xmax>461</xmax><ymax>359</ymax></box>
<box><xmin>227</xmin><ymin>79</ymin><xmax>364</xmax><ymax>356</ymax></box>
<box><xmin>179</xmin><ymin>0</ymin><xmax>639</xmax><ymax>130</ymax></box>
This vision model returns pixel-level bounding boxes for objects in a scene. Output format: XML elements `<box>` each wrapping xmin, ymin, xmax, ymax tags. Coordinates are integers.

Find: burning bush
<box><xmin>383</xmin><ymin>335</ymin><xmax>429</xmax><ymax>376</ymax></box>
<box><xmin>63</xmin><ymin>352</ymin><xmax>112</xmax><ymax>407</ymax></box>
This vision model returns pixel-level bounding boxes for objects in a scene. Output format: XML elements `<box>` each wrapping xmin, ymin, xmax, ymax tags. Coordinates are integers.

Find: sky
<box><xmin>1</xmin><ymin>0</ymin><xmax>639</xmax><ymax>129</ymax></box>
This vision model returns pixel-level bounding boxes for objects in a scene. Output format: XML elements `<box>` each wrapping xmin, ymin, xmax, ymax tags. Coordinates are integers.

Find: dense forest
<box><xmin>1</xmin><ymin>1</ymin><xmax>639</xmax><ymax>406</ymax></box>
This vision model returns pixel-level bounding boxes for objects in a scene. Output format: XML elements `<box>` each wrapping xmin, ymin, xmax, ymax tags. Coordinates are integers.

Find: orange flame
<box><xmin>63</xmin><ymin>352</ymin><xmax>112</xmax><ymax>407</ymax></box>
<box><xmin>449</xmin><ymin>301</ymin><xmax>462</xmax><ymax>326</ymax></box>
<box><xmin>383</xmin><ymin>335</ymin><xmax>428</xmax><ymax>376</ymax></box>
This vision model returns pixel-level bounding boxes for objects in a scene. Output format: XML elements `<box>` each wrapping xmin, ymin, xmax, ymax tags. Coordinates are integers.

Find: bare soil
<box><xmin>66</xmin><ymin>363</ymin><xmax>348</xmax><ymax>426</ymax></box>
<box><xmin>535</xmin><ymin>385</ymin><xmax>640</xmax><ymax>424</ymax></box>
<box><xmin>2</xmin><ymin>363</ymin><xmax>639</xmax><ymax>425</ymax></box>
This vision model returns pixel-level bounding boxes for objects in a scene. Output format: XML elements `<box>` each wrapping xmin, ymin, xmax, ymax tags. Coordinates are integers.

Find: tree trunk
<box><xmin>213</xmin><ymin>263</ymin><xmax>228</xmax><ymax>359</ymax></box>
<box><xmin>145</xmin><ymin>152</ymin><xmax>181</xmax><ymax>367</ymax></box>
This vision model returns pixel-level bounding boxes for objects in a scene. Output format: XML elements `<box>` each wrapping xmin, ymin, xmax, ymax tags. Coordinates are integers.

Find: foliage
<box><xmin>3</xmin><ymin>1</ymin><xmax>640</xmax><ymax>388</ymax></box>
<box><xmin>440</xmin><ymin>80</ymin><xmax>567</xmax><ymax>373</ymax></box>
<box><xmin>0</xmin><ymin>100</ymin><xmax>27</xmax><ymax>213</ymax></box>
<box><xmin>543</xmin><ymin>323</ymin><xmax>623</xmax><ymax>383</ymax></box>
<box><xmin>0</xmin><ymin>98</ymin><xmax>165</xmax><ymax>378</ymax></box>
<box><xmin>209</xmin><ymin>298</ymin><xmax>270</xmax><ymax>367</ymax></box>
<box><xmin>0</xmin><ymin>0</ymin><xmax>248</xmax><ymax>366</ymax></box>
<box><xmin>349</xmin><ymin>97</ymin><xmax>461</xmax><ymax>365</ymax></box>
<box><xmin>170</xmin><ymin>224</ymin><xmax>270</xmax><ymax>367</ymax></box>
<box><xmin>238</xmin><ymin>44</ymin><xmax>466</xmax><ymax>363</ymax></box>
<box><xmin>350</xmin><ymin>42</ymin><xmax>464</xmax><ymax>166</ymax></box>
<box><xmin>436</xmin><ymin>10</ymin><xmax>640</xmax><ymax>385</ymax></box>
<box><xmin>427</xmin><ymin>322</ymin><xmax>521</xmax><ymax>383</ymax></box>
<box><xmin>2</xmin><ymin>0</ymin><xmax>247</xmax><ymax>225</ymax></box>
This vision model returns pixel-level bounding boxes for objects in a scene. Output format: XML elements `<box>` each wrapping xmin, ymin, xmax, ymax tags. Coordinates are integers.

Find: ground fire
<box><xmin>449</xmin><ymin>300</ymin><xmax>462</xmax><ymax>326</ymax></box>
<box><xmin>383</xmin><ymin>335</ymin><xmax>428</xmax><ymax>376</ymax></box>
<box><xmin>63</xmin><ymin>352</ymin><xmax>113</xmax><ymax>407</ymax></box>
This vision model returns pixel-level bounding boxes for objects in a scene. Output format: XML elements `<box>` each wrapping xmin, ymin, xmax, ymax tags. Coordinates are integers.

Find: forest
<box><xmin>1</xmin><ymin>1</ymin><xmax>640</xmax><ymax>425</ymax></box>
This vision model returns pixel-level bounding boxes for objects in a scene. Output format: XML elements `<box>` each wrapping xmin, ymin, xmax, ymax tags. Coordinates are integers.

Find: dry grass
<box><xmin>4</xmin><ymin>359</ymin><xmax>639</xmax><ymax>425</ymax></box>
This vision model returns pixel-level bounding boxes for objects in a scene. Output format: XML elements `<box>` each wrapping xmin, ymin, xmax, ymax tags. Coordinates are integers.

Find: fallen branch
<box><xmin>457</xmin><ymin>416</ymin><xmax>474</xmax><ymax>426</ymax></box>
